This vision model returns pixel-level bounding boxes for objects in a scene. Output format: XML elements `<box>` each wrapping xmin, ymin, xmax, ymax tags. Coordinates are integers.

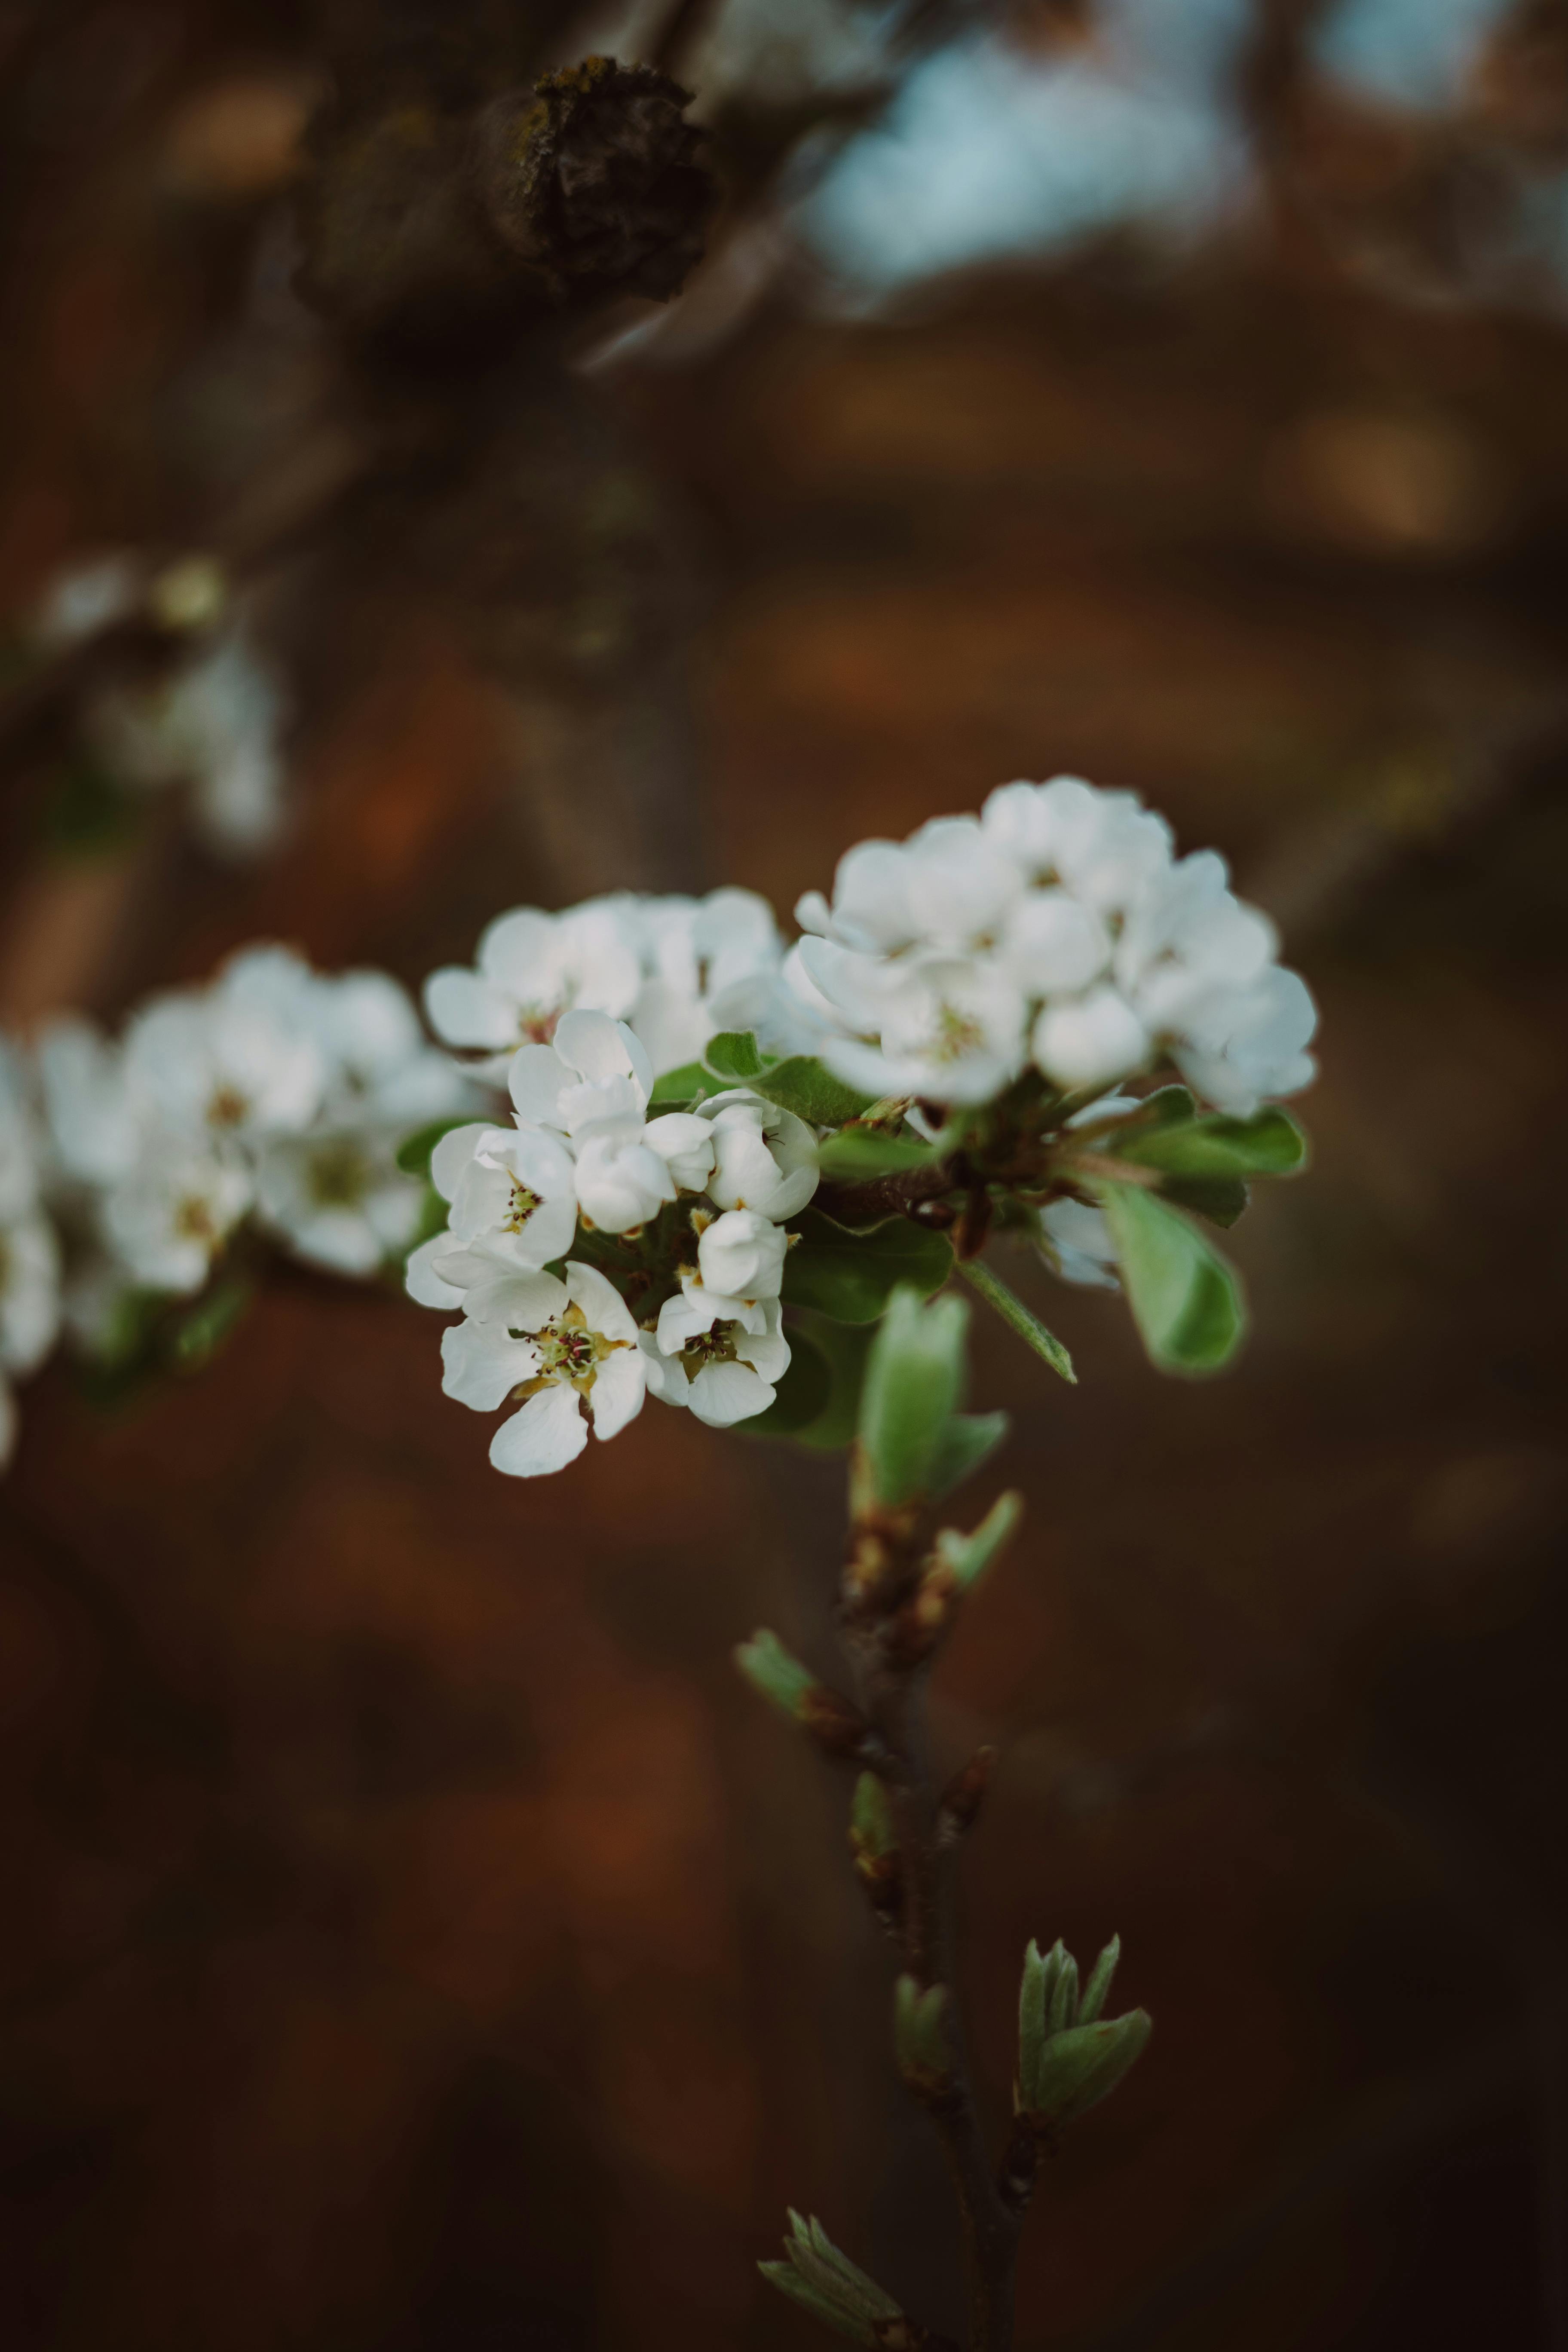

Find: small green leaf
<box><xmin>747</xmin><ymin>1056</ymin><xmax>878</xmax><ymax>1128</ymax></box>
<box><xmin>925</xmin><ymin>1410</ymin><xmax>1008</xmax><ymax>1499</ymax></box>
<box><xmin>1078</xmin><ymin>1934</ymin><xmax>1121</xmax><ymax>2026</ymax></box>
<box><xmin>743</xmin><ymin>1329</ymin><xmax>833</xmax><ymax>1436</ymax></box>
<box><xmin>1048</xmin><ymin>1951</ymin><xmax>1080</xmax><ymax>2034</ymax></box>
<box><xmin>648</xmin><ymin>1060</ymin><xmax>712</xmax><ymax>1106</ymax></box>
<box><xmin>858</xmin><ymin>1287</ymin><xmax>968</xmax><ymax>1507</ymax></box>
<box><xmin>169</xmin><ymin>1274</ymin><xmax>254</xmax><ymax>1372</ymax></box>
<box><xmin>702</xmin><ymin>1028</ymin><xmax>769</xmax><ymax>1083</ymax></box>
<box><xmin>1018</xmin><ymin>1942</ymin><xmax>1048</xmax><ymax>2113</ymax></box>
<box><xmin>934</xmin><ymin>1489</ymin><xmax>1023</xmax><ymax>1590</ymax></box>
<box><xmin>782</xmin><ymin>1210</ymin><xmax>954</xmax><ymax>1324</ymax></box>
<box><xmin>959</xmin><ymin>1258</ymin><xmax>1076</xmax><ymax>1383</ymax></box>
<box><xmin>1093</xmin><ymin>1181</ymin><xmax>1246</xmax><ymax>1375</ymax></box>
<box><xmin>1022</xmin><ymin>2010</ymin><xmax>1152</xmax><ymax>2127</ymax></box>
<box><xmin>396</xmin><ymin>1116</ymin><xmax>472</xmax><ymax>1179</ymax></box>
<box><xmin>1115</xmin><ymin>1106</ymin><xmax>1308</xmax><ymax>1179</ymax></box>
<box><xmin>733</xmin><ymin>1629</ymin><xmax>818</xmax><ymax>1720</ymax></box>
<box><xmin>815</xmin><ymin>1128</ymin><xmax>940</xmax><ymax>1181</ymax></box>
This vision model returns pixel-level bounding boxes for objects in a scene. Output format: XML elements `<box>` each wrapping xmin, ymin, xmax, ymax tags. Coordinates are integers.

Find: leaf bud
<box><xmin>1015</xmin><ymin>1932</ymin><xmax>1150</xmax><ymax>2127</ymax></box>
<box><xmin>931</xmin><ymin>1490</ymin><xmax>1023</xmax><ymax>1592</ymax></box>
<box><xmin>759</xmin><ymin>2209</ymin><xmax>909</xmax><ymax>2347</ymax></box>
<box><xmin>733</xmin><ymin>1630</ymin><xmax>873</xmax><ymax>1763</ymax></box>
<box><xmin>936</xmin><ymin>1745</ymin><xmax>998</xmax><ymax>1844</ymax></box>
<box><xmin>849</xmin><ymin>1772</ymin><xmax>900</xmax><ymax>1917</ymax></box>
<box><xmin>858</xmin><ymin>1286</ymin><xmax>969</xmax><ymax>1509</ymax></box>
<box><xmin>893</xmin><ymin>1974</ymin><xmax>952</xmax><ymax>2100</ymax></box>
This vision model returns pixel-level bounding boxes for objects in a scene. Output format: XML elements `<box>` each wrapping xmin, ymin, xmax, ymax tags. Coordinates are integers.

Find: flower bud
<box><xmin>698</xmin><ymin>1207</ymin><xmax>787</xmax><ymax>1300</ymax></box>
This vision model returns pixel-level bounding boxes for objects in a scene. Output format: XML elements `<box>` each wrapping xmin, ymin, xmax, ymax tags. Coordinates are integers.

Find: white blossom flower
<box><xmin>36</xmin><ymin>1017</ymin><xmax>140</xmax><ymax>1186</ymax></box>
<box><xmin>788</xmin><ymin>776</ymin><xmax>1316</xmax><ymax>1115</ymax></box>
<box><xmin>122</xmin><ymin>980</ymin><xmax>324</xmax><ymax>1145</ymax></box>
<box><xmin>643</xmin><ymin>1284</ymin><xmax>790</xmax><ymax>1426</ymax></box>
<box><xmin>424</xmin><ymin>900</ymin><xmax>644</xmax><ymax>1070</ymax></box>
<box><xmin>102</xmin><ymin>1145</ymin><xmax>251</xmax><ymax>1294</ymax></box>
<box><xmin>508</xmin><ymin>1010</ymin><xmax>653</xmax><ymax>1138</ymax></box>
<box><xmin>439</xmin><ymin>1260</ymin><xmax>646</xmax><ymax>1476</ymax></box>
<box><xmin>641</xmin><ymin>1112</ymin><xmax>716</xmax><ymax>1193</ymax></box>
<box><xmin>1032</xmin><ymin>985</ymin><xmax>1151</xmax><ymax>1092</ymax></box>
<box><xmin>426</xmin><ymin>1123</ymin><xmax>580</xmax><ymax>1281</ymax></box>
<box><xmin>0</xmin><ymin>1208</ymin><xmax>62</xmax><ymax>1378</ymax></box>
<box><xmin>571</xmin><ymin>1125</ymin><xmax>675</xmax><ymax>1234</ymax></box>
<box><xmin>629</xmin><ymin>887</ymin><xmax>791</xmax><ymax>1072</ymax></box>
<box><xmin>697</xmin><ymin>1207</ymin><xmax>788</xmax><ymax>1302</ymax></box>
<box><xmin>695</xmin><ymin>1090</ymin><xmax>819</xmax><ymax>1219</ymax></box>
<box><xmin>87</xmin><ymin>624</ymin><xmax>289</xmax><ymax>855</ymax></box>
<box><xmin>254</xmin><ymin>1130</ymin><xmax>427</xmax><ymax>1277</ymax></box>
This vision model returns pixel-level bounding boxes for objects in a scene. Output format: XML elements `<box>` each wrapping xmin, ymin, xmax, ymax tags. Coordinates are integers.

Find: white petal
<box><xmin>563</xmin><ymin>1259</ymin><xmax>638</xmax><ymax>1344</ymax></box>
<box><xmin>589</xmin><ymin>1347</ymin><xmax>646</xmax><ymax>1441</ymax></box>
<box><xmin>687</xmin><ymin>1359</ymin><xmax>774</xmax><ymax>1427</ymax></box>
<box><xmin>430</xmin><ymin>1122</ymin><xmax>493</xmax><ymax>1202</ymax></box>
<box><xmin>441</xmin><ymin>1317</ymin><xmax>542</xmax><ymax>1410</ymax></box>
<box><xmin>1032</xmin><ymin>988</ymin><xmax>1150</xmax><ymax>1090</ymax></box>
<box><xmin>462</xmin><ymin>1268</ymin><xmax>570</xmax><ymax>1327</ymax></box>
<box><xmin>508</xmin><ymin>1044</ymin><xmax>571</xmax><ymax>1127</ymax></box>
<box><xmin>405</xmin><ymin>1235</ymin><xmax>466</xmax><ymax>1309</ymax></box>
<box><xmin>490</xmin><ymin>1383</ymin><xmax>588</xmax><ymax>1476</ymax></box>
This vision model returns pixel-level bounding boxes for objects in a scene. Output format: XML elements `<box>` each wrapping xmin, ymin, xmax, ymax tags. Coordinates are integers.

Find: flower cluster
<box><xmin>786</xmin><ymin>775</ymin><xmax>1316</xmax><ymax>1115</ymax></box>
<box><xmin>406</xmin><ymin>1008</ymin><xmax>818</xmax><ymax>1476</ymax></box>
<box><xmin>423</xmin><ymin>884</ymin><xmax>802</xmax><ymax>1082</ymax></box>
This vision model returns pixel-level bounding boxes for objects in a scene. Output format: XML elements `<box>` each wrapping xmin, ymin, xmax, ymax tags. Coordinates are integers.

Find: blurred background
<box><xmin>2</xmin><ymin>0</ymin><xmax>1567</xmax><ymax>2346</ymax></box>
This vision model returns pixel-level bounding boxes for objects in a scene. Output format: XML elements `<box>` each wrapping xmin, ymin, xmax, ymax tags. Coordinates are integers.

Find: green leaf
<box><xmin>748</xmin><ymin>1057</ymin><xmax>878</xmax><ymax>1128</ymax></box>
<box><xmin>169</xmin><ymin>1274</ymin><xmax>255</xmax><ymax>1372</ymax></box>
<box><xmin>1093</xmin><ymin>1181</ymin><xmax>1246</xmax><ymax>1375</ymax></box>
<box><xmin>815</xmin><ymin>1128</ymin><xmax>940</xmax><ymax>1181</ymax></box>
<box><xmin>790</xmin><ymin>1313</ymin><xmax>874</xmax><ymax>1451</ymax></box>
<box><xmin>648</xmin><ymin>1060</ymin><xmax>713</xmax><ymax>1106</ymax></box>
<box><xmin>396</xmin><ymin>1116</ymin><xmax>472</xmax><ymax>1179</ymax></box>
<box><xmin>1115</xmin><ymin>1106</ymin><xmax>1308</xmax><ymax>1179</ymax></box>
<box><xmin>959</xmin><ymin>1258</ymin><xmax>1076</xmax><ymax>1383</ymax></box>
<box><xmin>1158</xmin><ymin>1173</ymin><xmax>1249</xmax><ymax>1229</ymax></box>
<box><xmin>858</xmin><ymin>1287</ymin><xmax>968</xmax><ymax>1507</ymax></box>
<box><xmin>1078</xmin><ymin>1934</ymin><xmax>1121</xmax><ymax>2026</ymax></box>
<box><xmin>1022</xmin><ymin>2010</ymin><xmax>1152</xmax><ymax>2127</ymax></box>
<box><xmin>926</xmin><ymin>1411</ymin><xmax>1008</xmax><ymax>1499</ymax></box>
<box><xmin>743</xmin><ymin>1329</ymin><xmax>833</xmax><ymax>1436</ymax></box>
<box><xmin>1018</xmin><ymin>1942</ymin><xmax>1049</xmax><ymax>2113</ymax></box>
<box><xmin>734</xmin><ymin>1629</ymin><xmax>818</xmax><ymax>1720</ymax></box>
<box><xmin>702</xmin><ymin>1029</ymin><xmax>769</xmax><ymax>1084</ymax></box>
<box><xmin>934</xmin><ymin>1489</ymin><xmax>1023</xmax><ymax>1589</ymax></box>
<box><xmin>782</xmin><ymin>1210</ymin><xmax>953</xmax><ymax>1324</ymax></box>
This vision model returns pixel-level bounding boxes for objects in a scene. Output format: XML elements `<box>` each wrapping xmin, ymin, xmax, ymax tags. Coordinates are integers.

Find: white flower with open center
<box><xmin>423</xmin><ymin>900</ymin><xmax>644</xmax><ymax>1074</ymax></box>
<box><xmin>103</xmin><ymin>1145</ymin><xmax>251</xmax><ymax>1294</ymax></box>
<box><xmin>122</xmin><ymin>984</ymin><xmax>323</xmax><ymax>1145</ymax></box>
<box><xmin>440</xmin><ymin>1260</ymin><xmax>646</xmax><ymax>1476</ymax></box>
<box><xmin>796</xmin><ymin>937</ymin><xmax>1027</xmax><ymax>1107</ymax></box>
<box><xmin>254</xmin><ymin>1130</ymin><xmax>428</xmax><ymax>1277</ymax></box>
<box><xmin>405</xmin><ymin>1121</ymin><xmax>579</xmax><ymax>1308</ymax></box>
<box><xmin>643</xmin><ymin>1283</ymin><xmax>790</xmax><ymax>1426</ymax></box>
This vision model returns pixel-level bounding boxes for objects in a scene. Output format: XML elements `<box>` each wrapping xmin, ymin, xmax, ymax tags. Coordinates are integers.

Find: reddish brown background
<box><xmin>3</xmin><ymin>7</ymin><xmax>1567</xmax><ymax>2348</ymax></box>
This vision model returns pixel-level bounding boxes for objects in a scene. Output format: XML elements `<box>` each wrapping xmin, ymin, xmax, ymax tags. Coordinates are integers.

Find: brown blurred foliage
<box><xmin>2</xmin><ymin>3</ymin><xmax>1568</xmax><ymax>2349</ymax></box>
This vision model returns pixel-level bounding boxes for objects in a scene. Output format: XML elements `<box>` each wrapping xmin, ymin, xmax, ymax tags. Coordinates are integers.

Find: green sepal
<box><xmin>858</xmin><ymin>1286</ymin><xmax>967</xmax><ymax>1507</ymax></box>
<box><xmin>782</xmin><ymin>1210</ymin><xmax>953</xmax><ymax>1324</ymax></box>
<box><xmin>958</xmin><ymin>1257</ymin><xmax>1076</xmax><ymax>1383</ymax></box>
<box><xmin>396</xmin><ymin>1115</ymin><xmax>473</xmax><ymax>1179</ymax></box>
<box><xmin>1093</xmin><ymin>1180</ymin><xmax>1246</xmax><ymax>1375</ymax></box>
<box><xmin>1114</xmin><ymin>1106</ymin><xmax>1308</xmax><ymax>1179</ymax></box>
<box><xmin>815</xmin><ymin>1128</ymin><xmax>941</xmax><ymax>1181</ymax></box>
<box><xmin>934</xmin><ymin>1490</ymin><xmax>1023</xmax><ymax>1590</ymax></box>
